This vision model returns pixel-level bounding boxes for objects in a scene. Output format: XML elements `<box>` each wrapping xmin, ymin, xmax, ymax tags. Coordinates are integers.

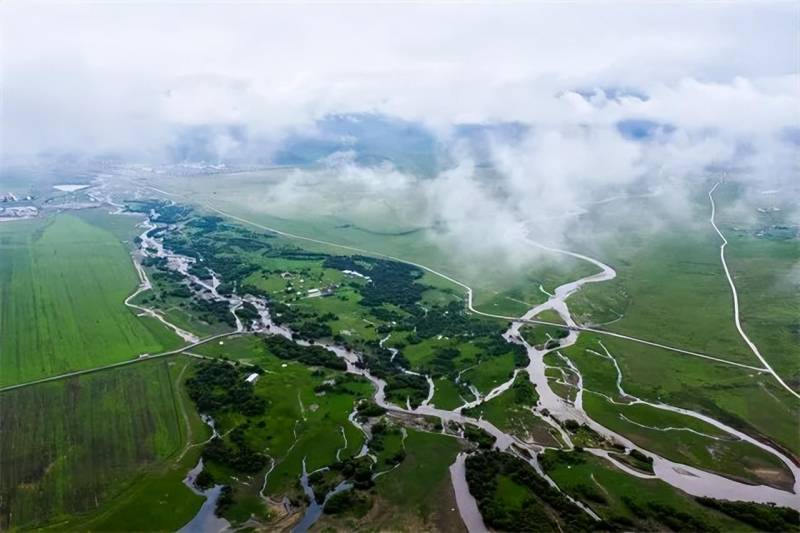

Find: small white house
<box><xmin>245</xmin><ymin>372</ymin><xmax>259</xmax><ymax>384</ymax></box>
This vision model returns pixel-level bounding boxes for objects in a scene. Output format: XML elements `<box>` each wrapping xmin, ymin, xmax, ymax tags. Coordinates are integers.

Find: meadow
<box><xmin>570</xmin><ymin>184</ymin><xmax>798</xmax><ymax>391</ymax></box>
<box><xmin>582</xmin><ymin>393</ymin><xmax>793</xmax><ymax>490</ymax></box>
<box><xmin>157</xmin><ymin>212</ymin><xmax>524</xmax><ymax>408</ymax></box>
<box><xmin>463</xmin><ymin>373</ymin><xmax>562</xmax><ymax>448</ymax></box>
<box><xmin>7</xmin><ymin>178</ymin><xmax>792</xmax><ymax>530</ymax></box>
<box><xmin>569</xmin><ymin>227</ymin><xmax>758</xmax><ymax>365</ymax></box>
<box><xmin>561</xmin><ymin>333</ymin><xmax>799</xmax><ymax>481</ymax></box>
<box><xmin>369</xmin><ymin>429</ymin><xmax>463</xmax><ymax>530</ymax></box>
<box><xmin>0</xmin><ymin>211</ymin><xmax>181</xmax><ymax>387</ymax></box>
<box><xmin>542</xmin><ymin>450</ymin><xmax>760</xmax><ymax>531</ymax></box>
<box><xmin>723</xmin><ymin>227</ymin><xmax>799</xmax><ymax>389</ymax></box>
<box><xmin>598</xmin><ymin>334</ymin><xmax>796</xmax><ymax>457</ymax></box>
<box><xmin>188</xmin><ymin>333</ymin><xmax>373</xmax><ymax>524</ymax></box>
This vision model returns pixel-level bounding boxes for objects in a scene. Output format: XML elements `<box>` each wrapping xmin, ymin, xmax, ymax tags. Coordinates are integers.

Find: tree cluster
<box><xmin>263</xmin><ymin>335</ymin><xmax>346</xmax><ymax>370</ymax></box>
<box><xmin>185</xmin><ymin>360</ymin><xmax>266</xmax><ymax>417</ymax></box>
<box><xmin>465</xmin><ymin>451</ymin><xmax>598</xmax><ymax>532</ymax></box>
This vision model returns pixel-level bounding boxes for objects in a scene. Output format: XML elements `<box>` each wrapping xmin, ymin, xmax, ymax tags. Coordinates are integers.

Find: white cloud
<box><xmin>2</xmin><ymin>2</ymin><xmax>797</xmax><ymax>156</ymax></box>
<box><xmin>2</xmin><ymin>1</ymin><xmax>797</xmax><ymax>268</ymax></box>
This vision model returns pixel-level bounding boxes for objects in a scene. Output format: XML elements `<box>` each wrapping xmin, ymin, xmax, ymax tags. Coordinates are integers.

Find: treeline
<box><xmin>203</xmin><ymin>425</ymin><xmax>270</xmax><ymax>474</ymax></box>
<box><xmin>323</xmin><ymin>490</ymin><xmax>371</xmax><ymax>516</ymax></box>
<box><xmin>125</xmin><ymin>199</ymin><xmax>192</xmax><ymax>223</ymax></box>
<box><xmin>511</xmin><ymin>374</ymin><xmax>538</xmax><ymax>405</ymax></box>
<box><xmin>162</xmin><ymin>234</ymin><xmax>260</xmax><ymax>283</ymax></box>
<box><xmin>622</xmin><ymin>497</ymin><xmax>715</xmax><ymax>532</ymax></box>
<box><xmin>349</xmin><ymin>341</ymin><xmax>429</xmax><ymax>407</ymax></box>
<box><xmin>270</xmin><ymin>301</ymin><xmax>333</xmax><ymax>340</ymax></box>
<box><xmin>263</xmin><ymin>335</ymin><xmax>346</xmax><ymax>370</ymax></box>
<box><xmin>236</xmin><ymin>302</ymin><xmax>260</xmax><ymax>324</ymax></box>
<box><xmin>403</xmin><ymin>302</ymin><xmax>491</xmax><ymax>339</ymax></box>
<box><xmin>696</xmin><ymin>497</ymin><xmax>799</xmax><ymax>532</ymax></box>
<box><xmin>465</xmin><ymin>451</ymin><xmax>598</xmax><ymax>532</ymax></box>
<box><xmin>193</xmin><ymin>298</ymin><xmax>237</xmax><ymax>328</ymax></box>
<box><xmin>464</xmin><ymin>426</ymin><xmax>496</xmax><ymax>449</ymax></box>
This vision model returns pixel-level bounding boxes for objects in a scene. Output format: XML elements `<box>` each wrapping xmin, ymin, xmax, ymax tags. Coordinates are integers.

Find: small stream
<box><xmin>450</xmin><ymin>453</ymin><xmax>488</xmax><ymax>533</ymax></box>
<box><xmin>292</xmin><ymin>460</ymin><xmax>354</xmax><ymax>533</ymax></box>
<box><xmin>178</xmin><ymin>458</ymin><xmax>230</xmax><ymax>533</ymax></box>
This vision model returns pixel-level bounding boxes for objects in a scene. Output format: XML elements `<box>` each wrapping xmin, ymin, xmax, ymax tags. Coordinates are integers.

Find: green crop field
<box><xmin>0</xmin><ymin>358</ymin><xmax>197</xmax><ymax>530</ymax></box>
<box><xmin>0</xmin><ymin>212</ymin><xmax>182</xmax><ymax>386</ymax></box>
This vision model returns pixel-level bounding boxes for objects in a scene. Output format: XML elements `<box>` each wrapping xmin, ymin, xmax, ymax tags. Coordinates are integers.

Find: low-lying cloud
<box><xmin>2</xmin><ymin>2</ymin><xmax>797</xmax><ymax>268</ymax></box>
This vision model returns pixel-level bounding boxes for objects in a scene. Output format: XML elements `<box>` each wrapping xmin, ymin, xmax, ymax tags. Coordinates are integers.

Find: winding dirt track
<box><xmin>708</xmin><ymin>181</ymin><xmax>799</xmax><ymax>399</ymax></box>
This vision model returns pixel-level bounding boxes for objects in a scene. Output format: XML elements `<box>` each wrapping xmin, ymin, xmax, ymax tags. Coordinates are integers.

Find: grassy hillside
<box><xmin>0</xmin><ymin>212</ymin><xmax>181</xmax><ymax>386</ymax></box>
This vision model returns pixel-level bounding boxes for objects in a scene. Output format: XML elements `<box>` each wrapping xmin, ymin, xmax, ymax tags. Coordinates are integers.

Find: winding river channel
<box><xmin>130</xmin><ymin>209</ymin><xmax>799</xmax><ymax>533</ymax></box>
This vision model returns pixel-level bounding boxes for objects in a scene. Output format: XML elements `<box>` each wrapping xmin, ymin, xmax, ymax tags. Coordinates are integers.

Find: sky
<box><xmin>2</xmin><ymin>2</ymin><xmax>798</xmax><ymax>265</ymax></box>
<box><xmin>2</xmin><ymin>1</ymin><xmax>797</xmax><ymax>159</ymax></box>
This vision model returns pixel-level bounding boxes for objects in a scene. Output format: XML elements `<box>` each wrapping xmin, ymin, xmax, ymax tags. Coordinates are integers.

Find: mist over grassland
<box><xmin>2</xmin><ymin>1</ymin><xmax>798</xmax><ymax>275</ymax></box>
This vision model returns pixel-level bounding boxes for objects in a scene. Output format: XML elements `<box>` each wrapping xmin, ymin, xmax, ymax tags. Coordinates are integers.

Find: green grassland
<box><xmin>313</xmin><ymin>429</ymin><xmax>464</xmax><ymax>532</ymax></box>
<box><xmin>561</xmin><ymin>334</ymin><xmax>799</xmax><ymax>484</ymax></box>
<box><xmin>0</xmin><ymin>212</ymin><xmax>182</xmax><ymax>386</ymax></box>
<box><xmin>463</xmin><ymin>373</ymin><xmax>563</xmax><ymax>448</ymax></box>
<box><xmin>573</xmin><ymin>334</ymin><xmax>799</xmax><ymax>458</ymax></box>
<box><xmin>157</xmin><ymin>213</ymin><xmax>523</xmax><ymax>406</ymax></box>
<box><xmin>723</xmin><ymin>226</ymin><xmax>800</xmax><ymax>390</ymax></box>
<box><xmin>4</xmin><ymin>180</ymin><xmax>791</xmax><ymax>531</ymax></box>
<box><xmin>459</xmin><ymin>353</ymin><xmax>517</xmax><ymax>395</ymax></box>
<box><xmin>187</xmin><ymin>334</ymin><xmax>372</xmax><ymax>524</ymax></box>
<box><xmin>519</xmin><ymin>322</ymin><xmax>570</xmax><ymax>347</ymax></box>
<box><xmin>369</xmin><ymin>430</ymin><xmax>463</xmax><ymax>530</ymax></box>
<box><xmin>582</xmin><ymin>393</ymin><xmax>793</xmax><ymax>490</ymax></box>
<box><xmin>542</xmin><ymin>450</ymin><xmax>758</xmax><ymax>531</ymax></box>
<box><xmin>431</xmin><ymin>377</ymin><xmax>469</xmax><ymax>410</ymax></box>
<box><xmin>570</xmin><ymin>183</ymin><xmax>799</xmax><ymax>391</ymax></box>
<box><xmin>569</xmin><ymin>227</ymin><xmax>757</xmax><ymax>364</ymax></box>
<box><xmin>0</xmin><ymin>358</ymin><xmax>199</xmax><ymax>530</ymax></box>
<box><xmin>396</xmin><ymin>335</ymin><xmax>519</xmax><ymax>395</ymax></box>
